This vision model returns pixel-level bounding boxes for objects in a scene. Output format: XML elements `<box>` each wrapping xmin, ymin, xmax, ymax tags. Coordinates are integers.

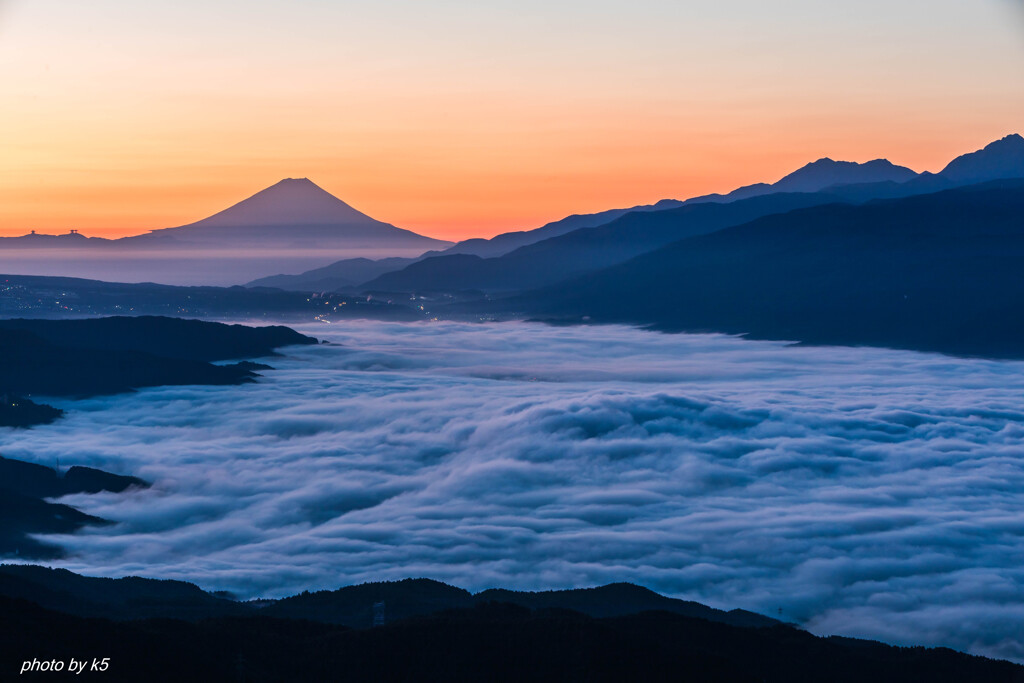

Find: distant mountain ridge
<box><xmin>3</xmin><ymin>134</ymin><xmax>1021</xmax><ymax>291</ymax></box>
<box><xmin>252</xmin><ymin>136</ymin><xmax>1018</xmax><ymax>293</ymax></box>
<box><xmin>245</xmin><ymin>199</ymin><xmax>689</xmax><ymax>290</ymax></box>
<box><xmin>439</xmin><ymin>198</ymin><xmax>688</xmax><ymax>259</ymax></box>
<box><xmin>248</xmin><ymin>256</ymin><xmax>418</xmax><ymax>291</ymax></box>
<box><xmin>939</xmin><ymin>133</ymin><xmax>1024</xmax><ymax>184</ymax></box>
<box><xmin>445</xmin><ymin>156</ymin><xmax>919</xmax><ymax>258</ymax></box>
<box><xmin>361</xmin><ymin>190</ymin><xmax>853</xmax><ymax>293</ymax></box>
<box><xmin>505</xmin><ymin>179</ymin><xmax>1024</xmax><ymax>359</ymax></box>
<box><xmin>772</xmin><ymin>157</ymin><xmax>918</xmax><ymax>192</ymax></box>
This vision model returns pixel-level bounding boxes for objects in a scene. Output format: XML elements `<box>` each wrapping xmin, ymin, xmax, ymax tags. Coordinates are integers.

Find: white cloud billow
<box><xmin>3</xmin><ymin>321</ymin><xmax>1024</xmax><ymax>661</ymax></box>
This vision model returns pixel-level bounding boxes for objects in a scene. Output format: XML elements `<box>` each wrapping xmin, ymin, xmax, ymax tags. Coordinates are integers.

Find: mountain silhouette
<box><xmin>473</xmin><ymin>583</ymin><xmax>776</xmax><ymax>628</ymax></box>
<box><xmin>0</xmin><ymin>179</ymin><xmax>452</xmax><ymax>286</ymax></box>
<box><xmin>771</xmin><ymin>157</ymin><xmax>918</xmax><ymax>193</ymax></box>
<box><xmin>0</xmin><ymin>566</ymin><xmax>780</xmax><ymax>628</ymax></box>
<box><xmin>243</xmin><ymin>138</ymin><xmax>1018</xmax><ymax>294</ymax></box>
<box><xmin>1</xmin><ymin>566</ymin><xmax>1021</xmax><ymax>682</ymax></box>
<box><xmin>252</xmin><ymin>156</ymin><xmax>925</xmax><ymax>293</ymax></box>
<box><xmin>126</xmin><ymin>178</ymin><xmax>451</xmax><ymax>251</ymax></box>
<box><xmin>243</xmin><ymin>200</ymin><xmax>689</xmax><ymax>291</ymax></box>
<box><xmin>674</xmin><ymin>157</ymin><xmax>918</xmax><ymax>206</ymax></box>
<box><xmin>0</xmin><ymin>458</ymin><xmax>147</xmax><ymax>559</ymax></box>
<box><xmin>184</xmin><ymin>178</ymin><xmax>379</xmax><ymax>228</ymax></box>
<box><xmin>446</xmin><ymin>158</ymin><xmax>917</xmax><ymax>258</ymax></box>
<box><xmin>360</xmin><ymin>191</ymin><xmax>858</xmax><ymax>293</ymax></box>
<box><xmin>0</xmin><ymin>315</ymin><xmax>316</xmax><ymax>362</ymax></box>
<box><xmin>0</xmin><ymin>273</ymin><xmax>425</xmax><ymax>321</ymax></box>
<box><xmin>509</xmin><ymin>180</ymin><xmax>1024</xmax><ymax>358</ymax></box>
<box><xmin>247</xmin><ymin>160</ymin><xmax>918</xmax><ymax>292</ymax></box>
<box><xmin>939</xmin><ymin>133</ymin><xmax>1024</xmax><ymax>184</ymax></box>
<box><xmin>439</xmin><ymin>198</ymin><xmax>688</xmax><ymax>259</ymax></box>
<box><xmin>345</xmin><ymin>138</ymin><xmax>1020</xmax><ymax>297</ymax></box>
<box><xmin>247</xmin><ymin>256</ymin><xmax>417</xmax><ymax>291</ymax></box>
<box><xmin>0</xmin><ymin>316</ymin><xmax>318</xmax><ymax>428</ymax></box>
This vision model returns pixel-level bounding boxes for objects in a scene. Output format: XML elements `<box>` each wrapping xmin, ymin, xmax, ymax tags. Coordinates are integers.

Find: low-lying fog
<box><xmin>4</xmin><ymin>321</ymin><xmax>1024</xmax><ymax>661</ymax></box>
<box><xmin>0</xmin><ymin>248</ymin><xmax>420</xmax><ymax>286</ymax></box>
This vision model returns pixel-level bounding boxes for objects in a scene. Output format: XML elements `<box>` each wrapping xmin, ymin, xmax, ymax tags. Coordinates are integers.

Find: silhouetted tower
<box><xmin>373</xmin><ymin>601</ymin><xmax>386</xmax><ymax>627</ymax></box>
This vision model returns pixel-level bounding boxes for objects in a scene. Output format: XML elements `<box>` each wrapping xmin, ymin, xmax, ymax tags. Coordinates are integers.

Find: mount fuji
<box><xmin>124</xmin><ymin>178</ymin><xmax>450</xmax><ymax>251</ymax></box>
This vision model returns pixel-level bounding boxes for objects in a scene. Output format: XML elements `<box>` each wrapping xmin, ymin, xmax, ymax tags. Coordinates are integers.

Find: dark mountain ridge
<box><xmin>437</xmin><ymin>155</ymin><xmax>920</xmax><ymax>258</ymax></box>
<box><xmin>0</xmin><ymin>316</ymin><xmax>314</xmax><ymax>362</ymax></box>
<box><xmin>247</xmin><ymin>256</ymin><xmax>417</xmax><ymax>291</ymax></box>
<box><xmin>939</xmin><ymin>133</ymin><xmax>1024</xmax><ymax>184</ymax></box>
<box><xmin>771</xmin><ymin>157</ymin><xmax>918</xmax><ymax>193</ymax></box>
<box><xmin>359</xmin><ymin>152</ymin><xmax>1008</xmax><ymax>295</ymax></box>
<box><xmin>506</xmin><ymin>179</ymin><xmax>1024</xmax><ymax>358</ymax></box>
<box><xmin>361</xmin><ymin>190</ymin><xmax>858</xmax><ymax>292</ymax></box>
<box><xmin>0</xmin><ymin>457</ymin><xmax>148</xmax><ymax>559</ymax></box>
<box><xmin>439</xmin><ymin>198</ymin><xmax>688</xmax><ymax>259</ymax></box>
<box><xmin>0</xmin><ymin>316</ymin><xmax>319</xmax><ymax>425</ymax></box>
<box><xmin>0</xmin><ymin>328</ymin><xmax>260</xmax><ymax>397</ymax></box>
<box><xmin>249</xmin><ymin>134</ymin><xmax>1020</xmax><ymax>295</ymax></box>
<box><xmin>474</xmin><ymin>583</ymin><xmax>776</xmax><ymax>628</ymax></box>
<box><xmin>0</xmin><ymin>565</ymin><xmax>779</xmax><ymax>628</ymax></box>
<box><xmin>247</xmin><ymin>156</ymin><xmax>925</xmax><ymax>292</ymax></box>
<box><xmin>1</xmin><ymin>566</ymin><xmax>1021</xmax><ymax>682</ymax></box>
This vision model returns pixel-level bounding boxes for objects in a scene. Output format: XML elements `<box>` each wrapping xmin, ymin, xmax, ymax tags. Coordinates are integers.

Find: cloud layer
<box><xmin>4</xmin><ymin>321</ymin><xmax>1024</xmax><ymax>661</ymax></box>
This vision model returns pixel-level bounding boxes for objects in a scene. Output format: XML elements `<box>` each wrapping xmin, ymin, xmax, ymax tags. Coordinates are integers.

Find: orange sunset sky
<box><xmin>1</xmin><ymin>0</ymin><xmax>1022</xmax><ymax>241</ymax></box>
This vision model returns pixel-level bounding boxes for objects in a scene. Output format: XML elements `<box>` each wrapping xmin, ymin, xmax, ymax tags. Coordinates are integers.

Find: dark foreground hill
<box><xmin>1</xmin><ymin>567</ymin><xmax>1022</xmax><ymax>682</ymax></box>
<box><xmin>261</xmin><ymin>579</ymin><xmax>776</xmax><ymax>629</ymax></box>
<box><xmin>0</xmin><ymin>316</ymin><xmax>314</xmax><ymax>362</ymax></box>
<box><xmin>509</xmin><ymin>180</ymin><xmax>1024</xmax><ymax>359</ymax></box>
<box><xmin>0</xmin><ymin>568</ymin><xmax>774</xmax><ymax>630</ymax></box>
<box><xmin>0</xmin><ymin>590</ymin><xmax>1019</xmax><ymax>682</ymax></box>
<box><xmin>0</xmin><ymin>458</ymin><xmax>147</xmax><ymax>559</ymax></box>
<box><xmin>0</xmin><ymin>316</ymin><xmax>318</xmax><ymax>426</ymax></box>
<box><xmin>0</xmin><ymin>327</ymin><xmax>258</xmax><ymax>397</ymax></box>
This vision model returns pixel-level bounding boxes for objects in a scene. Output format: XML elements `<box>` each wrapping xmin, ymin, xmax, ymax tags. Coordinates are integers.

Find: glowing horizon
<box><xmin>0</xmin><ymin>0</ymin><xmax>1022</xmax><ymax>241</ymax></box>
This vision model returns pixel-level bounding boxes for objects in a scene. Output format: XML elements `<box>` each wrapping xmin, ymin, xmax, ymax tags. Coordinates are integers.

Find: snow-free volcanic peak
<box><xmin>123</xmin><ymin>177</ymin><xmax>452</xmax><ymax>260</ymax></box>
<box><xmin>180</xmin><ymin>177</ymin><xmax>378</xmax><ymax>229</ymax></box>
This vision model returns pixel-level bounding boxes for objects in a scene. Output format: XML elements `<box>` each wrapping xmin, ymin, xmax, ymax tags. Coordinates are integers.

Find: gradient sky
<box><xmin>0</xmin><ymin>0</ymin><xmax>1022</xmax><ymax>240</ymax></box>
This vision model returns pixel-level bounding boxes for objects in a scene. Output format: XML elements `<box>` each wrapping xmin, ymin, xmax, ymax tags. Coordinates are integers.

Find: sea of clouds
<box><xmin>3</xmin><ymin>321</ymin><xmax>1024</xmax><ymax>661</ymax></box>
